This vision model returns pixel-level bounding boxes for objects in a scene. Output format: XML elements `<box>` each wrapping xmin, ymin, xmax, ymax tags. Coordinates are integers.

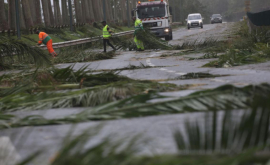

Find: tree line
<box><xmin>0</xmin><ymin>0</ymin><xmax>140</xmax><ymax>31</ymax></box>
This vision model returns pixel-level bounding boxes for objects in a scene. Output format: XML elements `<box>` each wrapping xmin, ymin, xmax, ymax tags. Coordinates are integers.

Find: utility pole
<box><xmin>126</xmin><ymin>0</ymin><xmax>130</xmax><ymax>27</ymax></box>
<box><xmin>15</xmin><ymin>0</ymin><xmax>21</xmax><ymax>39</ymax></box>
<box><xmin>103</xmin><ymin>0</ymin><xmax>106</xmax><ymax>21</ymax></box>
<box><xmin>68</xmin><ymin>0</ymin><xmax>73</xmax><ymax>31</ymax></box>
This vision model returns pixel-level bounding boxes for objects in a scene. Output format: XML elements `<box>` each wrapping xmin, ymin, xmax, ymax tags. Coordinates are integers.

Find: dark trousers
<box><xmin>103</xmin><ymin>39</ymin><xmax>116</xmax><ymax>52</ymax></box>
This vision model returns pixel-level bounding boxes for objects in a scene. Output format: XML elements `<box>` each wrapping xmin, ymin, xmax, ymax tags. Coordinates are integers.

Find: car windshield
<box><xmin>137</xmin><ymin>4</ymin><xmax>166</xmax><ymax>19</ymax></box>
<box><xmin>188</xmin><ymin>15</ymin><xmax>201</xmax><ymax>20</ymax></box>
<box><xmin>212</xmin><ymin>14</ymin><xmax>221</xmax><ymax>17</ymax></box>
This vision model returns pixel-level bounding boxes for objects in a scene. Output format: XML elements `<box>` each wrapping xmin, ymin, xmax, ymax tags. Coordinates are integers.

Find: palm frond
<box><xmin>2</xmin><ymin>84</ymin><xmax>270</xmax><ymax>129</ymax></box>
<box><xmin>0</xmin><ymin>36</ymin><xmax>51</xmax><ymax>69</ymax></box>
<box><xmin>174</xmin><ymin>88</ymin><xmax>270</xmax><ymax>154</ymax></box>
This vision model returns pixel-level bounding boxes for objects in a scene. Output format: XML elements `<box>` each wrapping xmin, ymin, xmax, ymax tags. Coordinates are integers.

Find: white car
<box><xmin>186</xmin><ymin>13</ymin><xmax>203</xmax><ymax>29</ymax></box>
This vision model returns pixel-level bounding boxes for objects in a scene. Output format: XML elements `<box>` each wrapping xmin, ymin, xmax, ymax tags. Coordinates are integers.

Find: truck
<box><xmin>132</xmin><ymin>0</ymin><xmax>173</xmax><ymax>41</ymax></box>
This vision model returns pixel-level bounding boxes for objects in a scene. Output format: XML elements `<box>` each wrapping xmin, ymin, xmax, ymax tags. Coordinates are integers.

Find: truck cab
<box><xmin>134</xmin><ymin>0</ymin><xmax>173</xmax><ymax>41</ymax></box>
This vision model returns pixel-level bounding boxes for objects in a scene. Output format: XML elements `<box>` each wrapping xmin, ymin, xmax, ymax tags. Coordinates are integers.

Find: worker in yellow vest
<box><xmin>101</xmin><ymin>21</ymin><xmax>116</xmax><ymax>53</ymax></box>
<box><xmin>132</xmin><ymin>16</ymin><xmax>144</xmax><ymax>51</ymax></box>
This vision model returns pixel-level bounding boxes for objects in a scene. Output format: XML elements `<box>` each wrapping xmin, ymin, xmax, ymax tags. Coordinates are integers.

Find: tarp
<box><xmin>247</xmin><ymin>10</ymin><xmax>270</xmax><ymax>26</ymax></box>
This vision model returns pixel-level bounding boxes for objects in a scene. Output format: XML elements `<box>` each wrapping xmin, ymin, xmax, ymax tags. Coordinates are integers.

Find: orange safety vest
<box><xmin>38</xmin><ymin>32</ymin><xmax>51</xmax><ymax>45</ymax></box>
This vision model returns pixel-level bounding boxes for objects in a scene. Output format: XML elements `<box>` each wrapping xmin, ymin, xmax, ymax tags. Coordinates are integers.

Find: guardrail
<box><xmin>39</xmin><ymin>30</ymin><xmax>134</xmax><ymax>50</ymax></box>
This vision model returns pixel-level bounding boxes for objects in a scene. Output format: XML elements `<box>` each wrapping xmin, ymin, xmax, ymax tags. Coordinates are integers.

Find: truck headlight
<box><xmin>164</xmin><ymin>28</ymin><xmax>169</xmax><ymax>32</ymax></box>
<box><xmin>157</xmin><ymin>22</ymin><xmax>162</xmax><ymax>27</ymax></box>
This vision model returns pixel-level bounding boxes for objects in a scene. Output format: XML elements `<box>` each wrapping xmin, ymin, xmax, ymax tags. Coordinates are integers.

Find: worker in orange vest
<box><xmin>36</xmin><ymin>30</ymin><xmax>57</xmax><ymax>57</ymax></box>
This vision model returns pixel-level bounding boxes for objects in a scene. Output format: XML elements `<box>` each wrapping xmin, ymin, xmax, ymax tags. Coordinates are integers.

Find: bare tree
<box><xmin>121</xmin><ymin>0</ymin><xmax>127</xmax><ymax>24</ymax></box>
<box><xmin>19</xmin><ymin>0</ymin><xmax>26</xmax><ymax>29</ymax></box>
<box><xmin>62</xmin><ymin>0</ymin><xmax>69</xmax><ymax>24</ymax></box>
<box><xmin>91</xmin><ymin>0</ymin><xmax>100</xmax><ymax>22</ymax></box>
<box><xmin>22</xmin><ymin>0</ymin><xmax>34</xmax><ymax>28</ymax></box>
<box><xmin>87</xmin><ymin>0</ymin><xmax>95</xmax><ymax>22</ymax></box>
<box><xmin>81</xmin><ymin>0</ymin><xmax>87</xmax><ymax>23</ymax></box>
<box><xmin>74</xmin><ymin>0</ymin><xmax>82</xmax><ymax>23</ymax></box>
<box><xmin>84</xmin><ymin>0</ymin><xmax>91</xmax><ymax>23</ymax></box>
<box><xmin>47</xmin><ymin>0</ymin><xmax>55</xmax><ymax>26</ymax></box>
<box><xmin>98</xmin><ymin>0</ymin><xmax>103</xmax><ymax>21</ymax></box>
<box><xmin>29</xmin><ymin>0</ymin><xmax>36</xmax><ymax>24</ymax></box>
<box><xmin>54</xmin><ymin>0</ymin><xmax>62</xmax><ymax>25</ymax></box>
<box><xmin>41</xmin><ymin>0</ymin><xmax>51</xmax><ymax>26</ymax></box>
<box><xmin>35</xmin><ymin>0</ymin><xmax>42</xmax><ymax>25</ymax></box>
<box><xmin>0</xmin><ymin>0</ymin><xmax>9</xmax><ymax>30</ymax></box>
<box><xmin>8</xmin><ymin>0</ymin><xmax>16</xmax><ymax>30</ymax></box>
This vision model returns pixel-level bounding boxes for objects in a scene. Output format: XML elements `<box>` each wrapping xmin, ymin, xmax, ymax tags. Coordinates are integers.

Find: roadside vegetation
<box><xmin>203</xmin><ymin>21</ymin><xmax>270</xmax><ymax>67</ymax></box>
<box><xmin>1</xmin><ymin>18</ymin><xmax>270</xmax><ymax>165</ymax></box>
<box><xmin>6</xmin><ymin>83</ymin><xmax>270</xmax><ymax>165</ymax></box>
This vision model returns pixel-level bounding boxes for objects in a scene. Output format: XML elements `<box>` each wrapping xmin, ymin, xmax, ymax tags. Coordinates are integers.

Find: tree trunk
<box><xmin>61</xmin><ymin>0</ymin><xmax>68</xmax><ymax>24</ymax></box>
<box><xmin>41</xmin><ymin>0</ymin><xmax>51</xmax><ymax>26</ymax></box>
<box><xmin>54</xmin><ymin>0</ymin><xmax>62</xmax><ymax>25</ymax></box>
<box><xmin>35</xmin><ymin>0</ymin><xmax>42</xmax><ymax>25</ymax></box>
<box><xmin>81</xmin><ymin>0</ymin><xmax>87</xmax><ymax>23</ymax></box>
<box><xmin>0</xmin><ymin>0</ymin><xmax>9</xmax><ymax>30</ymax></box>
<box><xmin>29</xmin><ymin>0</ymin><xmax>36</xmax><ymax>24</ymax></box>
<box><xmin>74</xmin><ymin>0</ymin><xmax>82</xmax><ymax>23</ymax></box>
<box><xmin>91</xmin><ymin>0</ymin><xmax>100</xmax><ymax>22</ymax></box>
<box><xmin>53</xmin><ymin>0</ymin><xmax>58</xmax><ymax>25</ymax></box>
<box><xmin>22</xmin><ymin>0</ymin><xmax>34</xmax><ymax>28</ymax></box>
<box><xmin>87</xmin><ymin>0</ymin><xmax>94</xmax><ymax>22</ymax></box>
<box><xmin>121</xmin><ymin>0</ymin><xmax>127</xmax><ymax>24</ymax></box>
<box><xmin>47</xmin><ymin>0</ymin><xmax>54</xmax><ymax>26</ymax></box>
<box><xmin>8</xmin><ymin>0</ymin><xmax>16</xmax><ymax>30</ymax></box>
<box><xmin>19</xmin><ymin>0</ymin><xmax>26</xmax><ymax>29</ymax></box>
<box><xmin>85</xmin><ymin>0</ymin><xmax>91</xmax><ymax>23</ymax></box>
<box><xmin>105</xmin><ymin>0</ymin><xmax>111</xmax><ymax>22</ymax></box>
<box><xmin>98</xmin><ymin>0</ymin><xmax>103</xmax><ymax>21</ymax></box>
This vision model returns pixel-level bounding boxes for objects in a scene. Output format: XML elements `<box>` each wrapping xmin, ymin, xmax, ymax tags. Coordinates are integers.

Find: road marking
<box><xmin>159</xmin><ymin>68</ymin><xmax>167</xmax><ymax>71</ymax></box>
<box><xmin>210</xmin><ymin>78</ymin><xmax>229</xmax><ymax>83</ymax></box>
<box><xmin>176</xmin><ymin>72</ymin><xmax>187</xmax><ymax>75</ymax></box>
<box><xmin>146</xmin><ymin>53</ymin><xmax>188</xmax><ymax>76</ymax></box>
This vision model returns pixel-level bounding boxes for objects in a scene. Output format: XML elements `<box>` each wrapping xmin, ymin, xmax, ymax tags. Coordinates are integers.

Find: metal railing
<box><xmin>39</xmin><ymin>30</ymin><xmax>134</xmax><ymax>50</ymax></box>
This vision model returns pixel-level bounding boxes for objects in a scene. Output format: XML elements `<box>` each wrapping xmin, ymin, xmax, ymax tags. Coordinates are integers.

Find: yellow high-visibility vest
<box><xmin>103</xmin><ymin>25</ymin><xmax>111</xmax><ymax>39</ymax></box>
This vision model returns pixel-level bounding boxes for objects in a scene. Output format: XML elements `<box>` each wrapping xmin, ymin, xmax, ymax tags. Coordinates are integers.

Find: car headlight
<box><xmin>188</xmin><ymin>21</ymin><xmax>191</xmax><ymax>24</ymax></box>
<box><xmin>164</xmin><ymin>28</ymin><xmax>169</xmax><ymax>32</ymax></box>
<box><xmin>157</xmin><ymin>22</ymin><xmax>162</xmax><ymax>27</ymax></box>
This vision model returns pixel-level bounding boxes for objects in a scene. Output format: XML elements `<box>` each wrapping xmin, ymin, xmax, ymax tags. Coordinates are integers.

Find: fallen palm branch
<box><xmin>15</xmin><ymin>126</ymin><xmax>270</xmax><ymax>165</ymax></box>
<box><xmin>0</xmin><ymin>36</ymin><xmax>51</xmax><ymax>69</ymax></box>
<box><xmin>1</xmin><ymin>84</ymin><xmax>270</xmax><ymax>128</ymax></box>
<box><xmin>54</xmin><ymin>49</ymin><xmax>117</xmax><ymax>63</ymax></box>
<box><xmin>92</xmin><ymin>63</ymin><xmax>165</xmax><ymax>72</ymax></box>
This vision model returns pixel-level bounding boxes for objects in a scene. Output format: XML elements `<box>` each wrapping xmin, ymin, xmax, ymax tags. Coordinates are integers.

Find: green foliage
<box><xmin>204</xmin><ymin>22</ymin><xmax>270</xmax><ymax>67</ymax></box>
<box><xmin>0</xmin><ymin>65</ymin><xmax>180</xmax><ymax>113</ymax></box>
<box><xmin>2</xmin><ymin>83</ymin><xmax>270</xmax><ymax>128</ymax></box>
<box><xmin>174</xmin><ymin>88</ymin><xmax>270</xmax><ymax>154</ymax></box>
<box><xmin>54</xmin><ymin>48</ymin><xmax>116</xmax><ymax>63</ymax></box>
<box><xmin>0</xmin><ymin>36</ymin><xmax>51</xmax><ymax>69</ymax></box>
<box><xmin>136</xmin><ymin>29</ymin><xmax>172</xmax><ymax>50</ymax></box>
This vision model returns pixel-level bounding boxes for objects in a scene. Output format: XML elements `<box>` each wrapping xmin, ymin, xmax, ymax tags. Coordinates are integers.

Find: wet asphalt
<box><xmin>2</xmin><ymin>23</ymin><xmax>270</xmax><ymax>163</ymax></box>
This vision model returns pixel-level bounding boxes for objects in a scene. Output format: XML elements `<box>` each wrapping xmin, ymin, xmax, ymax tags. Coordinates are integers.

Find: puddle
<box><xmin>175</xmin><ymin>72</ymin><xmax>229</xmax><ymax>80</ymax></box>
